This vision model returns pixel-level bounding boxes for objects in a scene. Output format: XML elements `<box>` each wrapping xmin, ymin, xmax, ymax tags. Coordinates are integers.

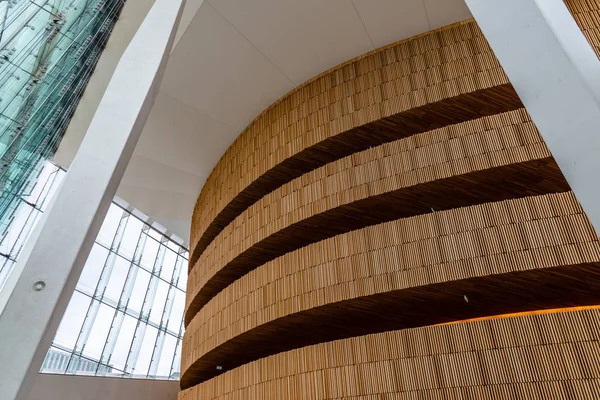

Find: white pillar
<box><xmin>465</xmin><ymin>0</ymin><xmax>600</xmax><ymax>235</ymax></box>
<box><xmin>0</xmin><ymin>0</ymin><xmax>185</xmax><ymax>398</ymax></box>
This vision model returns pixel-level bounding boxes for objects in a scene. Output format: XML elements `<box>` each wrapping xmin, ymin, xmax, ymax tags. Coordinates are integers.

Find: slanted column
<box><xmin>0</xmin><ymin>0</ymin><xmax>185</xmax><ymax>398</ymax></box>
<box><xmin>465</xmin><ymin>0</ymin><xmax>600</xmax><ymax>235</ymax></box>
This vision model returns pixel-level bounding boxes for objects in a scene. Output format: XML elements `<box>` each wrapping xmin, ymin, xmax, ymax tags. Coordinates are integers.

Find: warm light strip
<box><xmin>438</xmin><ymin>305</ymin><xmax>600</xmax><ymax>326</ymax></box>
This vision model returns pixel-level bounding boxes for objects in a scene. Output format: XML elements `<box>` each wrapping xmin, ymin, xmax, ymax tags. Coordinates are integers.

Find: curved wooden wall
<box><xmin>185</xmin><ymin>108</ymin><xmax>567</xmax><ymax>325</ymax></box>
<box><xmin>180</xmin><ymin>307</ymin><xmax>600</xmax><ymax>400</ymax></box>
<box><xmin>182</xmin><ymin>192</ymin><xmax>600</xmax><ymax>388</ymax></box>
<box><xmin>189</xmin><ymin>20</ymin><xmax>520</xmax><ymax>266</ymax></box>
<box><xmin>182</xmin><ymin>1</ymin><xmax>600</xmax><ymax>398</ymax></box>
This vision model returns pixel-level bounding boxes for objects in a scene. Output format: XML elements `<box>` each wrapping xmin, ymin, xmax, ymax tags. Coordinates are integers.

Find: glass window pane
<box><xmin>82</xmin><ymin>303</ymin><xmax>115</xmax><ymax>361</ymax></box>
<box><xmin>149</xmin><ymin>280</ymin><xmax>169</xmax><ymax>326</ymax></box>
<box><xmin>24</xmin><ymin>182</ymin><xmax>190</xmax><ymax>380</ymax></box>
<box><xmin>68</xmin><ymin>354</ymin><xmax>101</xmax><ymax>376</ymax></box>
<box><xmin>156</xmin><ymin>334</ymin><xmax>177</xmax><ymax>379</ymax></box>
<box><xmin>140</xmin><ymin>236</ymin><xmax>160</xmax><ymax>270</ymax></box>
<box><xmin>0</xmin><ymin>202</ymin><xmax>35</xmax><ymax>256</ymax></box>
<box><xmin>109</xmin><ymin>314</ymin><xmax>137</xmax><ymax>372</ymax></box>
<box><xmin>78</xmin><ymin>244</ymin><xmax>109</xmax><ymax>296</ymax></box>
<box><xmin>41</xmin><ymin>347</ymin><xmax>71</xmax><ymax>374</ymax></box>
<box><xmin>170</xmin><ymin>339</ymin><xmax>182</xmax><ymax>379</ymax></box>
<box><xmin>37</xmin><ymin>169</ymin><xmax>65</xmax><ymax>212</ymax></box>
<box><xmin>126</xmin><ymin>268</ymin><xmax>151</xmax><ymax>317</ymax></box>
<box><xmin>103</xmin><ymin>256</ymin><xmax>130</xmax><ymax>306</ymax></box>
<box><xmin>168</xmin><ymin>290</ymin><xmax>185</xmax><ymax>335</ymax></box>
<box><xmin>103</xmin><ymin>368</ymin><xmax>128</xmax><ymax>378</ymax></box>
<box><xmin>177</xmin><ymin>261</ymin><xmax>188</xmax><ymax>290</ymax></box>
<box><xmin>133</xmin><ymin>326</ymin><xmax>158</xmax><ymax>377</ymax></box>
<box><xmin>97</xmin><ymin>205</ymin><xmax>124</xmax><ymax>248</ymax></box>
<box><xmin>0</xmin><ymin>258</ymin><xmax>15</xmax><ymax>292</ymax></box>
<box><xmin>167</xmin><ymin>240</ymin><xmax>180</xmax><ymax>253</ymax></box>
<box><xmin>97</xmin><ymin>362</ymin><xmax>121</xmax><ymax>377</ymax></box>
<box><xmin>54</xmin><ymin>292</ymin><xmax>91</xmax><ymax>350</ymax></box>
<box><xmin>148</xmin><ymin>228</ymin><xmax>163</xmax><ymax>242</ymax></box>
<box><xmin>117</xmin><ymin>217</ymin><xmax>143</xmax><ymax>261</ymax></box>
<box><xmin>161</xmin><ymin>248</ymin><xmax>177</xmax><ymax>281</ymax></box>
<box><xmin>24</xmin><ymin>163</ymin><xmax>59</xmax><ymax>205</ymax></box>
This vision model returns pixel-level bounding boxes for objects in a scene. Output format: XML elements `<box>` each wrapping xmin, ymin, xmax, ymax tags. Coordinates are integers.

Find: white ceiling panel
<box><xmin>174</xmin><ymin>0</ymin><xmax>206</xmax><ymax>45</ymax></box>
<box><xmin>161</xmin><ymin>1</ymin><xmax>295</xmax><ymax>131</ymax></box>
<box><xmin>352</xmin><ymin>0</ymin><xmax>431</xmax><ymax>49</ymax></box>
<box><xmin>152</xmin><ymin>217</ymin><xmax>193</xmax><ymax>241</ymax></box>
<box><xmin>207</xmin><ymin>0</ymin><xmax>374</xmax><ymax>85</ymax></box>
<box><xmin>134</xmin><ymin>91</ymin><xmax>237</xmax><ymax>178</ymax></box>
<box><xmin>121</xmin><ymin>154</ymin><xmax>201</xmax><ymax>195</ymax></box>
<box><xmin>423</xmin><ymin>0</ymin><xmax>472</xmax><ymax>30</ymax></box>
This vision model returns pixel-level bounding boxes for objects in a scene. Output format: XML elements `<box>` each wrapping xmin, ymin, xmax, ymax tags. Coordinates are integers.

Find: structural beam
<box><xmin>0</xmin><ymin>0</ymin><xmax>185</xmax><ymax>398</ymax></box>
<box><xmin>465</xmin><ymin>0</ymin><xmax>600</xmax><ymax>236</ymax></box>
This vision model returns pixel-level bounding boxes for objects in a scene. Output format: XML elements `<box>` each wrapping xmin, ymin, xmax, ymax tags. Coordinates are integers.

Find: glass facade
<box><xmin>0</xmin><ymin>160</ymin><xmax>63</xmax><ymax>290</ymax></box>
<box><xmin>42</xmin><ymin>200</ymin><xmax>188</xmax><ymax>380</ymax></box>
<box><xmin>0</xmin><ymin>0</ymin><xmax>125</xmax><ymax>240</ymax></box>
<box><xmin>0</xmin><ymin>161</ymin><xmax>187</xmax><ymax>380</ymax></box>
<box><xmin>0</xmin><ymin>0</ymin><xmax>186</xmax><ymax>384</ymax></box>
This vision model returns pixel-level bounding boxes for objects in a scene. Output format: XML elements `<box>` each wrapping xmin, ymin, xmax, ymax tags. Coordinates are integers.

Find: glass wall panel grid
<box><xmin>0</xmin><ymin>0</ymin><xmax>126</xmax><ymax>246</ymax></box>
<box><xmin>0</xmin><ymin>159</ymin><xmax>188</xmax><ymax>380</ymax></box>
<box><xmin>43</xmin><ymin>201</ymin><xmax>188</xmax><ymax>380</ymax></box>
<box><xmin>0</xmin><ymin>159</ymin><xmax>63</xmax><ymax>290</ymax></box>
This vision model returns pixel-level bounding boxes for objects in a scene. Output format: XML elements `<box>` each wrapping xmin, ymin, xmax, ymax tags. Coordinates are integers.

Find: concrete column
<box><xmin>0</xmin><ymin>0</ymin><xmax>185</xmax><ymax>398</ymax></box>
<box><xmin>464</xmin><ymin>0</ymin><xmax>600</xmax><ymax>235</ymax></box>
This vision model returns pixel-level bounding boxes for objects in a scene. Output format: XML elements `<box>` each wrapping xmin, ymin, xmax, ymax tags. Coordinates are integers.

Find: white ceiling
<box><xmin>60</xmin><ymin>0</ymin><xmax>473</xmax><ymax>243</ymax></box>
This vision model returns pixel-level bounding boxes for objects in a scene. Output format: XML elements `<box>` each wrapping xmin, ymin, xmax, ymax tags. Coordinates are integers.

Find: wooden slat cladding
<box><xmin>183</xmin><ymin>192</ymin><xmax>595</xmax><ymax>371</ymax></box>
<box><xmin>179</xmin><ymin>308</ymin><xmax>600</xmax><ymax>399</ymax></box>
<box><xmin>565</xmin><ymin>0</ymin><xmax>600</xmax><ymax>58</ymax></box>
<box><xmin>181</xmin><ymin>1</ymin><xmax>600</xmax><ymax>398</ymax></box>
<box><xmin>181</xmin><ymin>265</ymin><xmax>600</xmax><ymax>389</ymax></box>
<box><xmin>185</xmin><ymin>109</ymin><xmax>568</xmax><ymax>325</ymax></box>
<box><xmin>189</xmin><ymin>21</ymin><xmax>516</xmax><ymax>265</ymax></box>
<box><xmin>180</xmin><ymin>193</ymin><xmax>600</xmax><ymax>388</ymax></box>
<box><xmin>191</xmin><ymin>85</ymin><xmax>520</xmax><ymax>266</ymax></box>
<box><xmin>190</xmin><ymin>0</ymin><xmax>600</xmax><ymax>267</ymax></box>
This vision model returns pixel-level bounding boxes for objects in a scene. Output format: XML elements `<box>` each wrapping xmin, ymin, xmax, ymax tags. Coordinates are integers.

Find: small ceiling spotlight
<box><xmin>463</xmin><ymin>295</ymin><xmax>469</xmax><ymax>303</ymax></box>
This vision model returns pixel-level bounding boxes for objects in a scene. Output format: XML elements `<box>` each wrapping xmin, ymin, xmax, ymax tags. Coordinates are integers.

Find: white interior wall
<box><xmin>28</xmin><ymin>374</ymin><xmax>179</xmax><ymax>400</ymax></box>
